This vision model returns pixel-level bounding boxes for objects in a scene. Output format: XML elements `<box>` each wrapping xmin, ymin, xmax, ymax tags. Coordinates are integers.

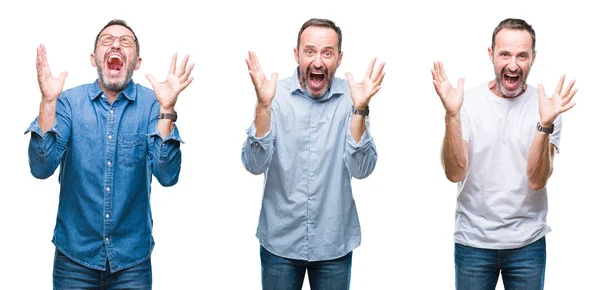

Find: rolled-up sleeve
<box><xmin>343</xmin><ymin>115</ymin><xmax>377</xmax><ymax>179</ymax></box>
<box><xmin>24</xmin><ymin>96</ymin><xmax>71</xmax><ymax>179</ymax></box>
<box><xmin>241</xmin><ymin>114</ymin><xmax>276</xmax><ymax>175</ymax></box>
<box><xmin>148</xmin><ymin>102</ymin><xmax>183</xmax><ymax>187</ymax></box>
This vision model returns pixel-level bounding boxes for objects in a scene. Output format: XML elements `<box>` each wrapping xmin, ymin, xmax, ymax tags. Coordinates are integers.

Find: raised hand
<box><xmin>431</xmin><ymin>61</ymin><xmax>464</xmax><ymax>116</ymax></box>
<box><xmin>245</xmin><ymin>51</ymin><xmax>278</xmax><ymax>107</ymax></box>
<box><xmin>537</xmin><ymin>74</ymin><xmax>577</xmax><ymax>127</ymax></box>
<box><xmin>146</xmin><ymin>53</ymin><xmax>195</xmax><ymax>111</ymax></box>
<box><xmin>346</xmin><ymin>57</ymin><xmax>385</xmax><ymax>110</ymax></box>
<box><xmin>36</xmin><ymin>44</ymin><xmax>68</xmax><ymax>102</ymax></box>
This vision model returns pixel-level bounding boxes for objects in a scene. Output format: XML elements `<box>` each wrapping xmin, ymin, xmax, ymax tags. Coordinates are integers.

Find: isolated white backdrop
<box><xmin>1</xmin><ymin>0</ymin><xmax>597</xmax><ymax>289</ymax></box>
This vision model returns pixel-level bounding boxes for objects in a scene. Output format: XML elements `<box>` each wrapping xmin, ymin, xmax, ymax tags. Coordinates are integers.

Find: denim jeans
<box><xmin>455</xmin><ymin>237</ymin><xmax>546</xmax><ymax>290</ymax></box>
<box><xmin>260</xmin><ymin>246</ymin><xmax>352</xmax><ymax>290</ymax></box>
<box><xmin>53</xmin><ymin>249</ymin><xmax>152</xmax><ymax>290</ymax></box>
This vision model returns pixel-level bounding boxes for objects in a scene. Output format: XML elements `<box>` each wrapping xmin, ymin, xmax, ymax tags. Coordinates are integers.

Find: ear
<box><xmin>90</xmin><ymin>53</ymin><xmax>97</xmax><ymax>67</ymax></box>
<box><xmin>488</xmin><ymin>47</ymin><xmax>494</xmax><ymax>62</ymax></box>
<box><xmin>337</xmin><ymin>51</ymin><xmax>344</xmax><ymax>68</ymax></box>
<box><xmin>134</xmin><ymin>56</ymin><xmax>142</xmax><ymax>70</ymax></box>
<box><xmin>531</xmin><ymin>50</ymin><xmax>537</xmax><ymax>66</ymax></box>
<box><xmin>294</xmin><ymin>47</ymin><xmax>299</xmax><ymax>64</ymax></box>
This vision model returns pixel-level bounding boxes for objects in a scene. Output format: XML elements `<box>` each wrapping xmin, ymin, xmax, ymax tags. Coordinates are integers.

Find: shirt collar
<box><xmin>89</xmin><ymin>80</ymin><xmax>137</xmax><ymax>101</ymax></box>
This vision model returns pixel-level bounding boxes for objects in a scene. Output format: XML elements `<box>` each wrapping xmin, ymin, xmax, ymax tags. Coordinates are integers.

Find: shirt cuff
<box><xmin>24</xmin><ymin>118</ymin><xmax>61</xmax><ymax>139</ymax></box>
<box><xmin>246</xmin><ymin>123</ymin><xmax>274</xmax><ymax>149</ymax></box>
<box><xmin>148</xmin><ymin>125</ymin><xmax>184</xmax><ymax>144</ymax></box>
<box><xmin>346</xmin><ymin>125</ymin><xmax>373</xmax><ymax>154</ymax></box>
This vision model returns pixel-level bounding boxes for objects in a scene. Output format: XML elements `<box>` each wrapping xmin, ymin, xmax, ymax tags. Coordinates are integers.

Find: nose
<box><xmin>312</xmin><ymin>54</ymin><xmax>323</xmax><ymax>68</ymax></box>
<box><xmin>507</xmin><ymin>56</ymin><xmax>519</xmax><ymax>71</ymax></box>
<box><xmin>111</xmin><ymin>37</ymin><xmax>123</xmax><ymax>48</ymax></box>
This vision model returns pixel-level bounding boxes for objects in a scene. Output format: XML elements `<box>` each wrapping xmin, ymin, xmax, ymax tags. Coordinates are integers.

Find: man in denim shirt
<box><xmin>242</xmin><ymin>18</ymin><xmax>385</xmax><ymax>290</ymax></box>
<box><xmin>25</xmin><ymin>19</ymin><xmax>194</xmax><ymax>288</ymax></box>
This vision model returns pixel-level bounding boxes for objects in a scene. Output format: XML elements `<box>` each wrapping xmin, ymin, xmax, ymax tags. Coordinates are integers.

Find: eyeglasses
<box><xmin>98</xmin><ymin>34</ymin><xmax>136</xmax><ymax>48</ymax></box>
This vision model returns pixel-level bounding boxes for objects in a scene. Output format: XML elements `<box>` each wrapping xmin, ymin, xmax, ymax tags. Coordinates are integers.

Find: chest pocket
<box><xmin>118</xmin><ymin>134</ymin><xmax>147</xmax><ymax>166</ymax></box>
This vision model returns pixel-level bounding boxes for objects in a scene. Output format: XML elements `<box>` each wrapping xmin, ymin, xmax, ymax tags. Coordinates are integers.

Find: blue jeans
<box><xmin>455</xmin><ymin>237</ymin><xmax>546</xmax><ymax>290</ymax></box>
<box><xmin>260</xmin><ymin>246</ymin><xmax>352</xmax><ymax>290</ymax></box>
<box><xmin>53</xmin><ymin>249</ymin><xmax>152</xmax><ymax>289</ymax></box>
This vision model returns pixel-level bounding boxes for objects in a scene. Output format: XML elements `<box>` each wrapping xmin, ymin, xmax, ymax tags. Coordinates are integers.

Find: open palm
<box><xmin>538</xmin><ymin>74</ymin><xmax>577</xmax><ymax>127</ymax></box>
<box><xmin>431</xmin><ymin>61</ymin><xmax>464</xmax><ymax>116</ymax></box>
<box><xmin>346</xmin><ymin>57</ymin><xmax>385</xmax><ymax>109</ymax></box>
<box><xmin>36</xmin><ymin>44</ymin><xmax>67</xmax><ymax>102</ymax></box>
<box><xmin>146</xmin><ymin>53</ymin><xmax>195</xmax><ymax>110</ymax></box>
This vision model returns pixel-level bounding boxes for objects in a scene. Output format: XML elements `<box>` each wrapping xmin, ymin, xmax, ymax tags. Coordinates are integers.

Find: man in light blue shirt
<box><xmin>26</xmin><ymin>19</ymin><xmax>194</xmax><ymax>289</ymax></box>
<box><xmin>241</xmin><ymin>18</ymin><xmax>385</xmax><ymax>290</ymax></box>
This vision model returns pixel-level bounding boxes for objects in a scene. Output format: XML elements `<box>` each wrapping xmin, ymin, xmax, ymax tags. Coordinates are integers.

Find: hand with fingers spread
<box><xmin>245</xmin><ymin>50</ymin><xmax>278</xmax><ymax>107</ymax></box>
<box><xmin>36</xmin><ymin>43</ymin><xmax>68</xmax><ymax>103</ymax></box>
<box><xmin>145</xmin><ymin>53</ymin><xmax>195</xmax><ymax>111</ymax></box>
<box><xmin>431</xmin><ymin>61</ymin><xmax>464</xmax><ymax>116</ymax></box>
<box><xmin>346</xmin><ymin>58</ymin><xmax>385</xmax><ymax>110</ymax></box>
<box><xmin>537</xmin><ymin>74</ymin><xmax>577</xmax><ymax>127</ymax></box>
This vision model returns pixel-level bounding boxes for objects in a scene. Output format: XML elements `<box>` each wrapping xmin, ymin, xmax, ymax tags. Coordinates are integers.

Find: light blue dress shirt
<box><xmin>242</xmin><ymin>68</ymin><xmax>378</xmax><ymax>261</ymax></box>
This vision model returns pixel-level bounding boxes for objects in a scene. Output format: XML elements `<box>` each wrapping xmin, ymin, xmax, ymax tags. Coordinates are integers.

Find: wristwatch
<box><xmin>159</xmin><ymin>112</ymin><xmax>177</xmax><ymax>122</ymax></box>
<box><xmin>352</xmin><ymin>105</ymin><xmax>369</xmax><ymax>116</ymax></box>
<box><xmin>536</xmin><ymin>122</ymin><xmax>554</xmax><ymax>134</ymax></box>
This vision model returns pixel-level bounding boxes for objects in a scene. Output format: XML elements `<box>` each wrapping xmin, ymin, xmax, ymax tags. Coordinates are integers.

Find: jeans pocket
<box><xmin>118</xmin><ymin>134</ymin><xmax>146</xmax><ymax>166</ymax></box>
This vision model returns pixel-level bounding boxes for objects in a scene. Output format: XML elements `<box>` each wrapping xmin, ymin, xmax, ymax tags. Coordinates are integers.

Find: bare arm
<box><xmin>527</xmin><ymin>132</ymin><xmax>555</xmax><ymax>190</ymax></box>
<box><xmin>432</xmin><ymin>61</ymin><xmax>468</xmax><ymax>182</ymax></box>
<box><xmin>527</xmin><ymin>75</ymin><xmax>576</xmax><ymax>190</ymax></box>
<box><xmin>442</xmin><ymin>114</ymin><xmax>469</xmax><ymax>182</ymax></box>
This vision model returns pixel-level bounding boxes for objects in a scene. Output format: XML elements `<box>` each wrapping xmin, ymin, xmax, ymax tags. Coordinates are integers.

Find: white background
<box><xmin>1</xmin><ymin>0</ymin><xmax>597</xmax><ymax>289</ymax></box>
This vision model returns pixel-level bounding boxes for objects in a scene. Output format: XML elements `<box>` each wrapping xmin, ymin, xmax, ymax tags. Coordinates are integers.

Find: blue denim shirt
<box><xmin>25</xmin><ymin>80</ymin><xmax>182</xmax><ymax>272</ymax></box>
<box><xmin>241</xmin><ymin>68</ymin><xmax>378</xmax><ymax>261</ymax></box>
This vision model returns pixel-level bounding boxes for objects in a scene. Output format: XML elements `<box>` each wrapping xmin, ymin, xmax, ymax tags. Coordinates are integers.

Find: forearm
<box><xmin>38</xmin><ymin>100</ymin><xmax>57</xmax><ymax>134</ymax></box>
<box><xmin>350</xmin><ymin>114</ymin><xmax>366</xmax><ymax>143</ymax></box>
<box><xmin>157</xmin><ymin>106</ymin><xmax>176</xmax><ymax>139</ymax></box>
<box><xmin>442</xmin><ymin>114</ymin><xmax>468</xmax><ymax>182</ymax></box>
<box><xmin>527</xmin><ymin>131</ymin><xmax>553</xmax><ymax>190</ymax></box>
<box><xmin>254</xmin><ymin>104</ymin><xmax>271</xmax><ymax>138</ymax></box>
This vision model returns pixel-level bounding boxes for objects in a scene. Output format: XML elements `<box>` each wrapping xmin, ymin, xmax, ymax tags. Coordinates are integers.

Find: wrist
<box><xmin>445</xmin><ymin>113</ymin><xmax>460</xmax><ymax>122</ymax></box>
<box><xmin>160</xmin><ymin>106</ymin><xmax>176</xmax><ymax>114</ymax></box>
<box><xmin>536</xmin><ymin>121</ymin><xmax>554</xmax><ymax>134</ymax></box>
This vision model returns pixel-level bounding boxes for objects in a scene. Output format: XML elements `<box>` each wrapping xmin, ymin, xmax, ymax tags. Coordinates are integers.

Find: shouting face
<box><xmin>294</xmin><ymin>25</ymin><xmax>343</xmax><ymax>98</ymax></box>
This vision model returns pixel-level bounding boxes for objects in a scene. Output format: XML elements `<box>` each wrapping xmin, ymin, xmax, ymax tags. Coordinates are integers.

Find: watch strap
<box><xmin>159</xmin><ymin>112</ymin><xmax>177</xmax><ymax>122</ymax></box>
<box><xmin>352</xmin><ymin>105</ymin><xmax>369</xmax><ymax>116</ymax></box>
<box><xmin>536</xmin><ymin>122</ymin><xmax>554</xmax><ymax>134</ymax></box>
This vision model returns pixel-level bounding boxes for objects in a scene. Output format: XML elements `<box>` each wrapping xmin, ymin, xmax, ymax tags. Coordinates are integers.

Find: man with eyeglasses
<box><xmin>25</xmin><ymin>19</ymin><xmax>194</xmax><ymax>288</ymax></box>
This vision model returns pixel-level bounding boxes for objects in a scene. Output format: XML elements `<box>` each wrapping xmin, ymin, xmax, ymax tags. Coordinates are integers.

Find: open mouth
<box><xmin>308</xmin><ymin>70</ymin><xmax>326</xmax><ymax>89</ymax></box>
<box><xmin>502</xmin><ymin>71</ymin><xmax>521</xmax><ymax>89</ymax></box>
<box><xmin>106</xmin><ymin>53</ymin><xmax>124</xmax><ymax>76</ymax></box>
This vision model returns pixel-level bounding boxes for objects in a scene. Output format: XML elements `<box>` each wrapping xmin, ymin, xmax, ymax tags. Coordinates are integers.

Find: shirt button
<box><xmin>161</xmin><ymin>143</ymin><xmax>166</xmax><ymax>147</ymax></box>
<box><xmin>106</xmin><ymin>187</ymin><xmax>110</xmax><ymax>192</ymax></box>
<box><xmin>110</xmin><ymin>110</ymin><xmax>114</xmax><ymax>114</ymax></box>
<box><xmin>108</xmin><ymin>135</ymin><xmax>112</xmax><ymax>140</ymax></box>
<box><xmin>105</xmin><ymin>213</ymin><xmax>110</xmax><ymax>219</ymax></box>
<box><xmin>107</xmin><ymin>161</ymin><xmax>111</xmax><ymax>166</ymax></box>
<box><xmin>311</xmin><ymin>124</ymin><xmax>316</xmax><ymax>128</ymax></box>
<box><xmin>105</xmin><ymin>237</ymin><xmax>109</xmax><ymax>242</ymax></box>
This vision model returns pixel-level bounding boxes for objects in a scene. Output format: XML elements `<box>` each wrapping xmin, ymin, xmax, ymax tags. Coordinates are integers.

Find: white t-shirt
<box><xmin>455</xmin><ymin>82</ymin><xmax>562</xmax><ymax>249</ymax></box>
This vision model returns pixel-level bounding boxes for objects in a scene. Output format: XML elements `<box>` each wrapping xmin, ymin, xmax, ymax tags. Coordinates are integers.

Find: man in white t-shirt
<box><xmin>431</xmin><ymin>18</ymin><xmax>577</xmax><ymax>290</ymax></box>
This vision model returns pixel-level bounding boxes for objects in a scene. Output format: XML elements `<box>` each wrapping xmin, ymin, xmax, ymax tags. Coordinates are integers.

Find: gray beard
<box><xmin>300</xmin><ymin>70</ymin><xmax>335</xmax><ymax>99</ymax></box>
<box><xmin>96</xmin><ymin>56</ymin><xmax>135</xmax><ymax>92</ymax></box>
<box><xmin>495</xmin><ymin>76</ymin><xmax>525</xmax><ymax>97</ymax></box>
